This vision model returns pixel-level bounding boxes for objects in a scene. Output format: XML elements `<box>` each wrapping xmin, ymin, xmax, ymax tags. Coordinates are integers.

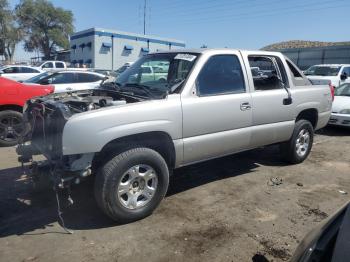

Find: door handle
<box><xmin>66</xmin><ymin>87</ymin><xmax>73</xmax><ymax>91</ymax></box>
<box><xmin>240</xmin><ymin>102</ymin><xmax>251</xmax><ymax>111</ymax></box>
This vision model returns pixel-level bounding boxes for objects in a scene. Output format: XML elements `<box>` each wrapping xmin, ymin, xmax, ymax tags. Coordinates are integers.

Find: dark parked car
<box><xmin>291</xmin><ymin>202</ymin><xmax>350</xmax><ymax>262</ymax></box>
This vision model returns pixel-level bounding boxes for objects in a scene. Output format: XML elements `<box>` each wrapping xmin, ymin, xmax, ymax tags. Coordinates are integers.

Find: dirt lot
<box><xmin>0</xmin><ymin>126</ymin><xmax>349</xmax><ymax>262</ymax></box>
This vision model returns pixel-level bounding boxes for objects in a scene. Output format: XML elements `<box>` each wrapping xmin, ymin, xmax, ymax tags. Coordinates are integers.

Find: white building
<box><xmin>70</xmin><ymin>27</ymin><xmax>186</xmax><ymax>70</ymax></box>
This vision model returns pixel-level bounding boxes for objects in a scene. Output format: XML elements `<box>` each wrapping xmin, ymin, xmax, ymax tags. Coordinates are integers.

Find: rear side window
<box><xmin>248</xmin><ymin>56</ymin><xmax>288</xmax><ymax>91</ymax></box>
<box><xmin>286</xmin><ymin>60</ymin><xmax>302</xmax><ymax>78</ymax></box>
<box><xmin>76</xmin><ymin>73</ymin><xmax>103</xmax><ymax>83</ymax></box>
<box><xmin>55</xmin><ymin>62</ymin><xmax>65</xmax><ymax>68</ymax></box>
<box><xmin>196</xmin><ymin>55</ymin><xmax>245</xmax><ymax>96</ymax></box>
<box><xmin>21</xmin><ymin>67</ymin><xmax>40</xmax><ymax>73</ymax></box>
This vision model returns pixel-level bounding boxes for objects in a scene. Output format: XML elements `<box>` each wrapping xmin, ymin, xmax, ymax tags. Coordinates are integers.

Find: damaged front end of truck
<box><xmin>17</xmin><ymin>88</ymin><xmax>144</xmax><ymax>192</ymax></box>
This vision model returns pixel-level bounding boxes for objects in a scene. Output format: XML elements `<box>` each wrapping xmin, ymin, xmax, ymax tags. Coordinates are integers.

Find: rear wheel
<box><xmin>94</xmin><ymin>147</ymin><xmax>169</xmax><ymax>223</ymax></box>
<box><xmin>0</xmin><ymin>110</ymin><xmax>25</xmax><ymax>147</ymax></box>
<box><xmin>280</xmin><ymin>119</ymin><xmax>314</xmax><ymax>164</ymax></box>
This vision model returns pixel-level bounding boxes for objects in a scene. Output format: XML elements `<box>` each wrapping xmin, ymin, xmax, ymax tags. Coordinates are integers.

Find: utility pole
<box><xmin>143</xmin><ymin>0</ymin><xmax>147</xmax><ymax>35</ymax></box>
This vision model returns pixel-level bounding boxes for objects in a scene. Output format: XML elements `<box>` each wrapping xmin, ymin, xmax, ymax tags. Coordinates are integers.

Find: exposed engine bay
<box><xmin>18</xmin><ymin>88</ymin><xmax>144</xmax><ymax>188</ymax></box>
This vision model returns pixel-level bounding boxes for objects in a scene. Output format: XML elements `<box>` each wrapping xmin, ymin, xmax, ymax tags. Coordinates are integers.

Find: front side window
<box><xmin>42</xmin><ymin>62</ymin><xmax>54</xmax><ymax>69</ymax></box>
<box><xmin>45</xmin><ymin>73</ymin><xmax>74</xmax><ymax>84</ymax></box>
<box><xmin>248</xmin><ymin>56</ymin><xmax>287</xmax><ymax>91</ymax></box>
<box><xmin>116</xmin><ymin>53</ymin><xmax>199</xmax><ymax>98</ymax></box>
<box><xmin>196</xmin><ymin>55</ymin><xmax>245</xmax><ymax>96</ymax></box>
<box><xmin>3</xmin><ymin>67</ymin><xmax>20</xmax><ymax>74</ymax></box>
<box><xmin>24</xmin><ymin>72</ymin><xmax>51</xmax><ymax>83</ymax></box>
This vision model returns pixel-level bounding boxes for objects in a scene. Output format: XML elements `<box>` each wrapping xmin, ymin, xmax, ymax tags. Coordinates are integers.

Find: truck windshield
<box><xmin>115</xmin><ymin>53</ymin><xmax>199</xmax><ymax>98</ymax></box>
<box><xmin>304</xmin><ymin>65</ymin><xmax>341</xmax><ymax>76</ymax></box>
<box><xmin>334</xmin><ymin>83</ymin><xmax>350</xmax><ymax>96</ymax></box>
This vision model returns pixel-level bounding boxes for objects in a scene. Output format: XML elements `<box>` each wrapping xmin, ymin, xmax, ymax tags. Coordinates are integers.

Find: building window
<box><xmin>124</xmin><ymin>45</ymin><xmax>134</xmax><ymax>51</ymax></box>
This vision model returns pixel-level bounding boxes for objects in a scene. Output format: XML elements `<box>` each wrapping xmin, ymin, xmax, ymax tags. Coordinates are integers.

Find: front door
<box><xmin>181</xmin><ymin>53</ymin><xmax>253</xmax><ymax>164</ymax></box>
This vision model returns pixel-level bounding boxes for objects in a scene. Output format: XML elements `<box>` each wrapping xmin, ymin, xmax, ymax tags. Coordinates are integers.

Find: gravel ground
<box><xmin>0</xmin><ymin>126</ymin><xmax>349</xmax><ymax>262</ymax></box>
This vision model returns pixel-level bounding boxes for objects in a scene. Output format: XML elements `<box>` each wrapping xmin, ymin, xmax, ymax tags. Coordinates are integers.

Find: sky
<box><xmin>9</xmin><ymin>0</ymin><xmax>350</xmax><ymax>61</ymax></box>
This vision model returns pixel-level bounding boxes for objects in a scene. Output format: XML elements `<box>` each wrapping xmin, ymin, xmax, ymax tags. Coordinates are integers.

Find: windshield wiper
<box><xmin>123</xmin><ymin>83</ymin><xmax>157</xmax><ymax>98</ymax></box>
<box><xmin>99</xmin><ymin>82</ymin><xmax>149</xmax><ymax>99</ymax></box>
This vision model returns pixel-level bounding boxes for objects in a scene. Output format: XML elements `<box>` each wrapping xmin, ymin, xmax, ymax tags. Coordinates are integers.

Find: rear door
<box><xmin>181</xmin><ymin>52</ymin><xmax>253</xmax><ymax>164</ymax></box>
<box><xmin>72</xmin><ymin>73</ymin><xmax>104</xmax><ymax>91</ymax></box>
<box><xmin>55</xmin><ymin>62</ymin><xmax>65</xmax><ymax>69</ymax></box>
<box><xmin>242</xmin><ymin>52</ymin><xmax>295</xmax><ymax>147</ymax></box>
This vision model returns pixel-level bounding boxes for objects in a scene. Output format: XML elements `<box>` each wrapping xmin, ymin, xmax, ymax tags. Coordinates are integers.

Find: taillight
<box><xmin>329</xmin><ymin>84</ymin><xmax>335</xmax><ymax>101</ymax></box>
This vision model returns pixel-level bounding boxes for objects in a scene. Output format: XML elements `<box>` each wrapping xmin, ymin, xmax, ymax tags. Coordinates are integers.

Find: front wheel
<box><xmin>94</xmin><ymin>147</ymin><xmax>169</xmax><ymax>223</ymax></box>
<box><xmin>280</xmin><ymin>120</ymin><xmax>314</xmax><ymax>164</ymax></box>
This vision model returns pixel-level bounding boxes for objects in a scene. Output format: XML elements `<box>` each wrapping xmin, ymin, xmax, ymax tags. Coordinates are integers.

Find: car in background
<box><xmin>34</xmin><ymin>60</ymin><xmax>67</xmax><ymax>71</ymax></box>
<box><xmin>328</xmin><ymin>83</ymin><xmax>350</xmax><ymax>127</ymax></box>
<box><xmin>22</xmin><ymin>71</ymin><xmax>53</xmax><ymax>84</ymax></box>
<box><xmin>304</xmin><ymin>64</ymin><xmax>350</xmax><ymax>87</ymax></box>
<box><xmin>0</xmin><ymin>65</ymin><xmax>43</xmax><ymax>82</ymax></box>
<box><xmin>0</xmin><ymin>77</ymin><xmax>54</xmax><ymax>146</ymax></box>
<box><xmin>133</xmin><ymin>65</ymin><xmax>167</xmax><ymax>83</ymax></box>
<box><xmin>28</xmin><ymin>70</ymin><xmax>106</xmax><ymax>93</ymax></box>
<box><xmin>291</xmin><ymin>202</ymin><xmax>350</xmax><ymax>262</ymax></box>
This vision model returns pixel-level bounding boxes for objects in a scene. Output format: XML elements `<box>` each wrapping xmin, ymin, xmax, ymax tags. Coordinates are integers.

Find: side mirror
<box><xmin>340</xmin><ymin>73</ymin><xmax>348</xmax><ymax>81</ymax></box>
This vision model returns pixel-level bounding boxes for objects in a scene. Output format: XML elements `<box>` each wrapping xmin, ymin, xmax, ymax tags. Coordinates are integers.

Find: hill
<box><xmin>262</xmin><ymin>40</ymin><xmax>350</xmax><ymax>50</ymax></box>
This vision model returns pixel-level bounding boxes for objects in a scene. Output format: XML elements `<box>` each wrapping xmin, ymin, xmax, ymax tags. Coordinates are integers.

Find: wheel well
<box><xmin>296</xmin><ymin>109</ymin><xmax>318</xmax><ymax>128</ymax></box>
<box><xmin>0</xmin><ymin>104</ymin><xmax>23</xmax><ymax>113</ymax></box>
<box><xmin>92</xmin><ymin>131</ymin><xmax>176</xmax><ymax>171</ymax></box>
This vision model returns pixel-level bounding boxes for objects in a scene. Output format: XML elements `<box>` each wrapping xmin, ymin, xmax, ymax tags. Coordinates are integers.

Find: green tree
<box><xmin>0</xmin><ymin>0</ymin><xmax>22</xmax><ymax>62</ymax></box>
<box><xmin>16</xmin><ymin>0</ymin><xmax>74</xmax><ymax>59</ymax></box>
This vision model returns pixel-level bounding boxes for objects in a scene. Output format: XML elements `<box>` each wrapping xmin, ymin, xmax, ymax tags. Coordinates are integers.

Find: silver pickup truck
<box><xmin>18</xmin><ymin>49</ymin><xmax>333</xmax><ymax>223</ymax></box>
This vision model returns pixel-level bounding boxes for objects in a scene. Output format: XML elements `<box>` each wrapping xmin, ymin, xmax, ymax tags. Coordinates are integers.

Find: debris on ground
<box><xmin>338</xmin><ymin>190</ymin><xmax>348</xmax><ymax>195</ymax></box>
<box><xmin>296</xmin><ymin>182</ymin><xmax>303</xmax><ymax>187</ymax></box>
<box><xmin>267</xmin><ymin>177</ymin><xmax>283</xmax><ymax>186</ymax></box>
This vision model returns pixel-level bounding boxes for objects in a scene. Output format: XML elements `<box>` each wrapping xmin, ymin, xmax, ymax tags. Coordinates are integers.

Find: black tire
<box><xmin>280</xmin><ymin>119</ymin><xmax>314</xmax><ymax>164</ymax></box>
<box><xmin>94</xmin><ymin>147</ymin><xmax>169</xmax><ymax>223</ymax></box>
<box><xmin>0</xmin><ymin>110</ymin><xmax>24</xmax><ymax>147</ymax></box>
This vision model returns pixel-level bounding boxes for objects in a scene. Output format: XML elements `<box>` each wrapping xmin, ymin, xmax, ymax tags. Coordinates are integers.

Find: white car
<box><xmin>25</xmin><ymin>70</ymin><xmax>106</xmax><ymax>93</ymax></box>
<box><xmin>0</xmin><ymin>65</ymin><xmax>43</xmax><ymax>81</ymax></box>
<box><xmin>304</xmin><ymin>64</ymin><xmax>350</xmax><ymax>87</ymax></box>
<box><xmin>328</xmin><ymin>83</ymin><xmax>350</xmax><ymax>127</ymax></box>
